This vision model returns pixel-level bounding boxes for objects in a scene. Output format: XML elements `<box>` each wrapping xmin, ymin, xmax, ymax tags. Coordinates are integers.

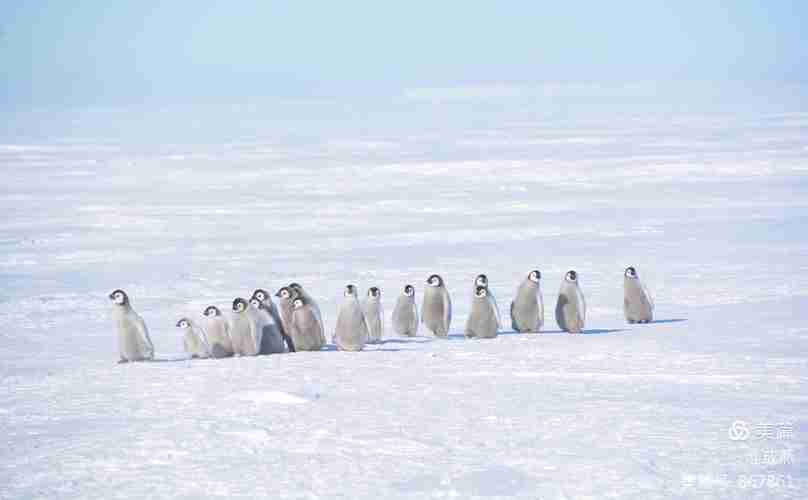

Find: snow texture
<box><xmin>1</xmin><ymin>93</ymin><xmax>807</xmax><ymax>499</ymax></box>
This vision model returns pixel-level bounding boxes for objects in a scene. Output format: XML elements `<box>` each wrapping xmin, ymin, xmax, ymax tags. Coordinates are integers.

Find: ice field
<box><xmin>1</xmin><ymin>86</ymin><xmax>807</xmax><ymax>499</ymax></box>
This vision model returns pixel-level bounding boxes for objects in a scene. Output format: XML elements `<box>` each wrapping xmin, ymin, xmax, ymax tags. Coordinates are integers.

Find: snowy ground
<box><xmin>1</xmin><ymin>87</ymin><xmax>807</xmax><ymax>499</ymax></box>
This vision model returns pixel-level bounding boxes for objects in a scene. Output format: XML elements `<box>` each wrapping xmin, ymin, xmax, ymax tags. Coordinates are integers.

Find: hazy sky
<box><xmin>1</xmin><ymin>1</ymin><xmax>806</xmax><ymax>108</ymax></box>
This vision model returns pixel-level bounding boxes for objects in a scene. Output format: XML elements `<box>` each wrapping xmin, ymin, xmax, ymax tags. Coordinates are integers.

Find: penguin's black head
<box><xmin>475</xmin><ymin>286</ymin><xmax>488</xmax><ymax>298</ymax></box>
<box><xmin>565</xmin><ymin>270</ymin><xmax>578</xmax><ymax>282</ymax></box>
<box><xmin>288</xmin><ymin>282</ymin><xmax>302</xmax><ymax>291</ymax></box>
<box><xmin>275</xmin><ymin>286</ymin><xmax>291</xmax><ymax>299</ymax></box>
<box><xmin>345</xmin><ymin>284</ymin><xmax>357</xmax><ymax>297</ymax></box>
<box><xmin>625</xmin><ymin>266</ymin><xmax>637</xmax><ymax>278</ymax></box>
<box><xmin>203</xmin><ymin>305</ymin><xmax>221</xmax><ymax>317</ymax></box>
<box><xmin>232</xmin><ymin>298</ymin><xmax>248</xmax><ymax>313</ymax></box>
<box><xmin>404</xmin><ymin>284</ymin><xmax>415</xmax><ymax>296</ymax></box>
<box><xmin>176</xmin><ymin>317</ymin><xmax>191</xmax><ymax>328</ymax></box>
<box><xmin>528</xmin><ymin>270</ymin><xmax>541</xmax><ymax>282</ymax></box>
<box><xmin>474</xmin><ymin>274</ymin><xmax>488</xmax><ymax>287</ymax></box>
<box><xmin>427</xmin><ymin>274</ymin><xmax>443</xmax><ymax>287</ymax></box>
<box><xmin>252</xmin><ymin>289</ymin><xmax>269</xmax><ymax>302</ymax></box>
<box><xmin>368</xmin><ymin>286</ymin><xmax>380</xmax><ymax>298</ymax></box>
<box><xmin>109</xmin><ymin>289</ymin><xmax>129</xmax><ymax>306</ymax></box>
<box><xmin>249</xmin><ymin>297</ymin><xmax>264</xmax><ymax>310</ymax></box>
<box><xmin>293</xmin><ymin>297</ymin><xmax>305</xmax><ymax>309</ymax></box>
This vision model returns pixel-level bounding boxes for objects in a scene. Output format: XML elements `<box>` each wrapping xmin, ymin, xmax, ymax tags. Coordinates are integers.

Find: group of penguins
<box><xmin>109</xmin><ymin>266</ymin><xmax>655</xmax><ymax>363</ymax></box>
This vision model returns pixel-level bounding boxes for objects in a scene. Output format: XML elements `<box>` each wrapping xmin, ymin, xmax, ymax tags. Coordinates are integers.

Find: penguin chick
<box><xmin>421</xmin><ymin>274</ymin><xmax>452</xmax><ymax>337</ymax></box>
<box><xmin>274</xmin><ymin>286</ymin><xmax>298</xmax><ymax>340</ymax></box>
<box><xmin>228</xmin><ymin>297</ymin><xmax>262</xmax><ymax>356</ymax></box>
<box><xmin>290</xmin><ymin>296</ymin><xmax>326</xmax><ymax>351</ymax></box>
<box><xmin>623</xmin><ymin>266</ymin><xmax>654</xmax><ymax>323</ymax></box>
<box><xmin>201</xmin><ymin>305</ymin><xmax>234</xmax><ymax>358</ymax></box>
<box><xmin>392</xmin><ymin>284</ymin><xmax>419</xmax><ymax>337</ymax></box>
<box><xmin>465</xmin><ymin>286</ymin><xmax>499</xmax><ymax>339</ymax></box>
<box><xmin>176</xmin><ymin>317</ymin><xmax>210</xmax><ymax>359</ymax></box>
<box><xmin>334</xmin><ymin>284</ymin><xmax>369</xmax><ymax>351</ymax></box>
<box><xmin>288</xmin><ymin>283</ymin><xmax>325</xmax><ymax>344</ymax></box>
<box><xmin>363</xmin><ymin>287</ymin><xmax>384</xmax><ymax>344</ymax></box>
<box><xmin>252</xmin><ymin>288</ymin><xmax>295</xmax><ymax>352</ymax></box>
<box><xmin>109</xmin><ymin>289</ymin><xmax>154</xmax><ymax>363</ymax></box>
<box><xmin>555</xmin><ymin>270</ymin><xmax>586</xmax><ymax>333</ymax></box>
<box><xmin>510</xmin><ymin>270</ymin><xmax>544</xmax><ymax>333</ymax></box>
<box><xmin>249</xmin><ymin>297</ymin><xmax>287</xmax><ymax>354</ymax></box>
<box><xmin>473</xmin><ymin>273</ymin><xmax>502</xmax><ymax>328</ymax></box>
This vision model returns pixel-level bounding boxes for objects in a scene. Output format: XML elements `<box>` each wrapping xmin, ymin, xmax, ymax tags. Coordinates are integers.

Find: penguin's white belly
<box><xmin>466</xmin><ymin>301</ymin><xmax>499</xmax><ymax>339</ymax></box>
<box><xmin>230</xmin><ymin>315</ymin><xmax>259</xmax><ymax>356</ymax></box>
<box><xmin>291</xmin><ymin>309</ymin><xmax>324</xmax><ymax>351</ymax></box>
<box><xmin>184</xmin><ymin>330</ymin><xmax>209</xmax><ymax>358</ymax></box>
<box><xmin>511</xmin><ymin>286</ymin><xmax>543</xmax><ymax>333</ymax></box>
<box><xmin>422</xmin><ymin>289</ymin><xmax>450</xmax><ymax>337</ymax></box>
<box><xmin>364</xmin><ymin>302</ymin><xmax>383</xmax><ymax>342</ymax></box>
<box><xmin>335</xmin><ymin>302</ymin><xmax>368</xmax><ymax>351</ymax></box>
<box><xmin>624</xmin><ymin>280</ymin><xmax>653</xmax><ymax>322</ymax></box>
<box><xmin>203</xmin><ymin>320</ymin><xmax>233</xmax><ymax>358</ymax></box>
<box><xmin>279</xmin><ymin>299</ymin><xmax>295</xmax><ymax>334</ymax></box>
<box><xmin>118</xmin><ymin>318</ymin><xmax>147</xmax><ymax>361</ymax></box>
<box><xmin>556</xmin><ymin>286</ymin><xmax>585</xmax><ymax>333</ymax></box>
<box><xmin>392</xmin><ymin>299</ymin><xmax>418</xmax><ymax>336</ymax></box>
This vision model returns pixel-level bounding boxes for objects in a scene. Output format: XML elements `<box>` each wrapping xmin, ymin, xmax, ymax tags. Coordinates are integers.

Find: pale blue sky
<box><xmin>1</xmin><ymin>1</ymin><xmax>806</xmax><ymax>108</ymax></box>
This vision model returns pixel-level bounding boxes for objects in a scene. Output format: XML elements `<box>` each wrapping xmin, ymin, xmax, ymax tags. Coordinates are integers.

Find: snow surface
<box><xmin>1</xmin><ymin>90</ymin><xmax>807</xmax><ymax>499</ymax></box>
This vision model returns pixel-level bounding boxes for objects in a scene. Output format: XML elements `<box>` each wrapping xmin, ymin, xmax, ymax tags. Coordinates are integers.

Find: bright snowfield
<box><xmin>1</xmin><ymin>85</ymin><xmax>807</xmax><ymax>499</ymax></box>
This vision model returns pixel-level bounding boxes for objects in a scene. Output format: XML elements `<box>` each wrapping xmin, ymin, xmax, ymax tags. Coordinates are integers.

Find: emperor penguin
<box><xmin>555</xmin><ymin>270</ymin><xmax>586</xmax><ymax>333</ymax></box>
<box><xmin>363</xmin><ymin>287</ymin><xmax>384</xmax><ymax>343</ymax></box>
<box><xmin>473</xmin><ymin>274</ymin><xmax>502</xmax><ymax>328</ymax></box>
<box><xmin>623</xmin><ymin>266</ymin><xmax>654</xmax><ymax>323</ymax></box>
<box><xmin>334</xmin><ymin>284</ymin><xmax>369</xmax><ymax>351</ymax></box>
<box><xmin>252</xmin><ymin>288</ymin><xmax>295</xmax><ymax>352</ymax></box>
<box><xmin>274</xmin><ymin>286</ymin><xmax>298</xmax><ymax>339</ymax></box>
<box><xmin>290</xmin><ymin>295</ymin><xmax>326</xmax><ymax>351</ymax></box>
<box><xmin>510</xmin><ymin>270</ymin><xmax>544</xmax><ymax>333</ymax></box>
<box><xmin>249</xmin><ymin>297</ymin><xmax>287</xmax><ymax>354</ymax></box>
<box><xmin>228</xmin><ymin>297</ymin><xmax>262</xmax><ymax>356</ymax></box>
<box><xmin>289</xmin><ymin>283</ymin><xmax>325</xmax><ymax>344</ymax></box>
<box><xmin>465</xmin><ymin>286</ymin><xmax>499</xmax><ymax>339</ymax></box>
<box><xmin>176</xmin><ymin>317</ymin><xmax>210</xmax><ymax>359</ymax></box>
<box><xmin>109</xmin><ymin>289</ymin><xmax>154</xmax><ymax>363</ymax></box>
<box><xmin>201</xmin><ymin>305</ymin><xmax>234</xmax><ymax>358</ymax></box>
<box><xmin>421</xmin><ymin>274</ymin><xmax>452</xmax><ymax>337</ymax></box>
<box><xmin>391</xmin><ymin>284</ymin><xmax>419</xmax><ymax>337</ymax></box>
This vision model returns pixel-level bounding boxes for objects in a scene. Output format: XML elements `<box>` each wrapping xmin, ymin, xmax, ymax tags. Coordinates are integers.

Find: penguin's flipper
<box><xmin>642</xmin><ymin>282</ymin><xmax>655</xmax><ymax>310</ymax></box>
<box><xmin>491</xmin><ymin>296</ymin><xmax>502</xmax><ymax>329</ymax></box>
<box><xmin>443</xmin><ymin>288</ymin><xmax>452</xmax><ymax>332</ymax></box>
<box><xmin>283</xmin><ymin>333</ymin><xmax>296</xmax><ymax>352</ymax></box>
<box><xmin>576</xmin><ymin>287</ymin><xmax>587</xmax><ymax>323</ymax></box>
<box><xmin>134</xmin><ymin>315</ymin><xmax>155</xmax><ymax>359</ymax></box>
<box><xmin>510</xmin><ymin>301</ymin><xmax>519</xmax><ymax>332</ymax></box>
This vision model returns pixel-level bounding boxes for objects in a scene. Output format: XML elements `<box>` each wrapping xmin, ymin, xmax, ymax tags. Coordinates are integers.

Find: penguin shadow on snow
<box><xmin>320</xmin><ymin>343</ymin><xmax>403</xmax><ymax>353</ymax></box>
<box><xmin>505</xmin><ymin>328</ymin><xmax>626</xmax><ymax>335</ymax></box>
<box><xmin>647</xmin><ymin>318</ymin><xmax>688</xmax><ymax>324</ymax></box>
<box><xmin>379</xmin><ymin>338</ymin><xmax>433</xmax><ymax>346</ymax></box>
<box><xmin>534</xmin><ymin>328</ymin><xmax>625</xmax><ymax>335</ymax></box>
<box><xmin>131</xmin><ymin>355</ymin><xmax>193</xmax><ymax>363</ymax></box>
<box><xmin>578</xmin><ymin>328</ymin><xmax>625</xmax><ymax>335</ymax></box>
<box><xmin>447</xmin><ymin>328</ymin><xmax>625</xmax><ymax>338</ymax></box>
